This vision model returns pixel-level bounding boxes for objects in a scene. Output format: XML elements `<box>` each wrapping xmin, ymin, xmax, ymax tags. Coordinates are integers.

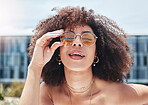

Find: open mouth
<box><xmin>68</xmin><ymin>51</ymin><xmax>86</xmax><ymax>60</ymax></box>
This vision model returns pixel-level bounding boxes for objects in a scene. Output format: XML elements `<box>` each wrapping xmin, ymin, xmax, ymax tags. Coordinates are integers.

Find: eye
<box><xmin>64</xmin><ymin>38</ymin><xmax>74</xmax><ymax>40</ymax></box>
<box><xmin>82</xmin><ymin>38</ymin><xmax>92</xmax><ymax>41</ymax></box>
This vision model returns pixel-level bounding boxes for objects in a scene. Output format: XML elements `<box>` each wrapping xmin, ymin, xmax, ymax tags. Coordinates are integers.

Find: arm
<box><xmin>19</xmin><ymin>67</ymin><xmax>42</xmax><ymax>105</ymax></box>
<box><xmin>19</xmin><ymin>30</ymin><xmax>63</xmax><ymax>105</ymax></box>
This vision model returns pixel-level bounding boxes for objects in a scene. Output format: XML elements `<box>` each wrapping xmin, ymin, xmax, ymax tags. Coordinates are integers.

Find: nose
<box><xmin>72</xmin><ymin>36</ymin><xmax>83</xmax><ymax>47</ymax></box>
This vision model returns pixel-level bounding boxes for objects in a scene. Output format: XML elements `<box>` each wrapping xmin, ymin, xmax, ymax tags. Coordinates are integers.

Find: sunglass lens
<box><xmin>82</xmin><ymin>33</ymin><xmax>95</xmax><ymax>46</ymax></box>
<box><xmin>61</xmin><ymin>32</ymin><xmax>74</xmax><ymax>45</ymax></box>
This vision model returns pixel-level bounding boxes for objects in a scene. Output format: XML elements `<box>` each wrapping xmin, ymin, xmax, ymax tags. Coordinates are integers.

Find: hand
<box><xmin>28</xmin><ymin>29</ymin><xmax>64</xmax><ymax>73</ymax></box>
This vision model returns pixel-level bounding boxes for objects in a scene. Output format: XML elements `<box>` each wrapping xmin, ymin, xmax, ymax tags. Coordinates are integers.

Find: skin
<box><xmin>60</xmin><ymin>25</ymin><xmax>96</xmax><ymax>96</ymax></box>
<box><xmin>19</xmin><ymin>24</ymin><xmax>148</xmax><ymax>105</ymax></box>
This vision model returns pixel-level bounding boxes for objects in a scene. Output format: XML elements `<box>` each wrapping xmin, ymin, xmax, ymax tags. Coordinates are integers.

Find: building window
<box><xmin>21</xmin><ymin>54</ymin><xmax>24</xmax><ymax>66</ymax></box>
<box><xmin>144</xmin><ymin>55</ymin><xmax>147</xmax><ymax>66</ymax></box>
<box><xmin>138</xmin><ymin>70</ymin><xmax>145</xmax><ymax>79</ymax></box>
<box><xmin>19</xmin><ymin>70</ymin><xmax>24</xmax><ymax>78</ymax></box>
<box><xmin>0</xmin><ymin>69</ymin><xmax>3</xmax><ymax>78</ymax></box>
<box><xmin>137</xmin><ymin>55</ymin><xmax>140</xmax><ymax>66</ymax></box>
<box><xmin>139</xmin><ymin>43</ymin><xmax>145</xmax><ymax>53</ymax></box>
<box><xmin>10</xmin><ymin>69</ymin><xmax>14</xmax><ymax>78</ymax></box>
<box><xmin>6</xmin><ymin>55</ymin><xmax>10</xmax><ymax>66</ymax></box>
<box><xmin>10</xmin><ymin>42</ymin><xmax>15</xmax><ymax>52</ymax></box>
<box><xmin>17</xmin><ymin>41</ymin><xmax>21</xmax><ymax>52</ymax></box>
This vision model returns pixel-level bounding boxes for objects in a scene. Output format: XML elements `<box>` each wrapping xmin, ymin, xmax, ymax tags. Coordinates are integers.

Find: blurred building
<box><xmin>0</xmin><ymin>35</ymin><xmax>148</xmax><ymax>84</ymax></box>
<box><xmin>127</xmin><ymin>35</ymin><xmax>148</xmax><ymax>84</ymax></box>
<box><xmin>0</xmin><ymin>36</ymin><xmax>31</xmax><ymax>83</ymax></box>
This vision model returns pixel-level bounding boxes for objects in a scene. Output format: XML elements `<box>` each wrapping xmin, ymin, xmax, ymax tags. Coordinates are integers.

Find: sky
<box><xmin>0</xmin><ymin>0</ymin><xmax>148</xmax><ymax>36</ymax></box>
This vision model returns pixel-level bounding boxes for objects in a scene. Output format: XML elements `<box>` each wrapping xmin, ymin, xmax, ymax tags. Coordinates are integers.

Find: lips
<box><xmin>68</xmin><ymin>50</ymin><xmax>86</xmax><ymax>60</ymax></box>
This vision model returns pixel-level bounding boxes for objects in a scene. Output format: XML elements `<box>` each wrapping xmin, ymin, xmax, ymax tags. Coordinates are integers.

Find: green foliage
<box><xmin>0</xmin><ymin>79</ymin><xmax>25</xmax><ymax>98</ymax></box>
<box><xmin>0</xmin><ymin>83</ymin><xmax>4</xmax><ymax>100</ymax></box>
<box><xmin>0</xmin><ymin>93</ymin><xmax>4</xmax><ymax>100</ymax></box>
<box><xmin>4</xmin><ymin>79</ymin><xmax>25</xmax><ymax>97</ymax></box>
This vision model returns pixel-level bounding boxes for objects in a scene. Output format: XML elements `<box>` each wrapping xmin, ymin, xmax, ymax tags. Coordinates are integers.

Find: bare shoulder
<box><xmin>127</xmin><ymin>83</ymin><xmax>148</xmax><ymax>100</ymax></box>
<box><xmin>96</xmin><ymin>80</ymin><xmax>148</xmax><ymax>105</ymax></box>
<box><xmin>40</xmin><ymin>82</ymin><xmax>54</xmax><ymax>105</ymax></box>
<box><xmin>127</xmin><ymin>83</ymin><xmax>148</xmax><ymax>93</ymax></box>
<box><xmin>104</xmin><ymin>82</ymin><xmax>138</xmax><ymax>102</ymax></box>
<box><xmin>106</xmin><ymin>82</ymin><xmax>148</xmax><ymax>105</ymax></box>
<box><xmin>40</xmin><ymin>81</ymin><xmax>53</xmax><ymax>95</ymax></box>
<box><xmin>105</xmin><ymin>81</ymin><xmax>148</xmax><ymax>96</ymax></box>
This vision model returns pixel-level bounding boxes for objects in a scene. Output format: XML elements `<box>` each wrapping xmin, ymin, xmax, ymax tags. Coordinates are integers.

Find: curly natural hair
<box><xmin>27</xmin><ymin>6</ymin><xmax>134</xmax><ymax>86</ymax></box>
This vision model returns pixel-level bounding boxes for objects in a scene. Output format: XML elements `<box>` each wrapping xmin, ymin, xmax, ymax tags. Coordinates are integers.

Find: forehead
<box><xmin>65</xmin><ymin>24</ymin><xmax>94</xmax><ymax>33</ymax></box>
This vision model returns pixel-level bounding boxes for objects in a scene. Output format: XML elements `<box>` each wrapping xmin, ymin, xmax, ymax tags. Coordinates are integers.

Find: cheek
<box><xmin>60</xmin><ymin>46</ymin><xmax>65</xmax><ymax>57</ymax></box>
<box><xmin>87</xmin><ymin>49</ymin><xmax>95</xmax><ymax>63</ymax></box>
<box><xmin>89</xmin><ymin>45</ymin><xmax>96</xmax><ymax>57</ymax></box>
<box><xmin>84</xmin><ymin>45</ymin><xmax>96</xmax><ymax>64</ymax></box>
<box><xmin>90</xmin><ymin>45</ymin><xmax>96</xmax><ymax>61</ymax></box>
<box><xmin>60</xmin><ymin>46</ymin><xmax>68</xmax><ymax>63</ymax></box>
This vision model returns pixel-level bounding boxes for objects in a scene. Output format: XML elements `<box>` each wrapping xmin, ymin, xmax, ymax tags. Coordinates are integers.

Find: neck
<box><xmin>64</xmin><ymin>66</ymin><xmax>94</xmax><ymax>97</ymax></box>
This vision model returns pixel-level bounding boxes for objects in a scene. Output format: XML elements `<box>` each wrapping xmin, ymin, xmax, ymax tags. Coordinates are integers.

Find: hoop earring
<box><xmin>93</xmin><ymin>56</ymin><xmax>99</xmax><ymax>67</ymax></box>
<box><xmin>56</xmin><ymin>55</ymin><xmax>62</xmax><ymax>65</ymax></box>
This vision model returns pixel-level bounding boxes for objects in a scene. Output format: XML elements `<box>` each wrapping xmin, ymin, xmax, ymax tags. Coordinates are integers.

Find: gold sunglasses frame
<box><xmin>60</xmin><ymin>31</ymin><xmax>98</xmax><ymax>46</ymax></box>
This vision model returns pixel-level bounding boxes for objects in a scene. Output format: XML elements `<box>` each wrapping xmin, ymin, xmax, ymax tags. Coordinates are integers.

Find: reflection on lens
<box><xmin>63</xmin><ymin>40</ymin><xmax>73</xmax><ymax>45</ymax></box>
<box><xmin>61</xmin><ymin>32</ymin><xmax>74</xmax><ymax>45</ymax></box>
<box><xmin>82</xmin><ymin>33</ymin><xmax>95</xmax><ymax>46</ymax></box>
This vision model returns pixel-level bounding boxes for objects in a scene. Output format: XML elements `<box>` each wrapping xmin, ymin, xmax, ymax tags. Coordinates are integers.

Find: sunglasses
<box><xmin>60</xmin><ymin>31</ymin><xmax>98</xmax><ymax>46</ymax></box>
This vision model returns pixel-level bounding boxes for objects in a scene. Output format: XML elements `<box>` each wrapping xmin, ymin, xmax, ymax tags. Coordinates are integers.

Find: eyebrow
<box><xmin>66</xmin><ymin>30</ymin><xmax>92</xmax><ymax>34</ymax></box>
<box><xmin>82</xmin><ymin>31</ymin><xmax>92</xmax><ymax>34</ymax></box>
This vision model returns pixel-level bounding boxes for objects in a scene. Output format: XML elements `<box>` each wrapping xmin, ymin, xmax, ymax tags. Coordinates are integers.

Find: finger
<box><xmin>42</xmin><ymin>33</ymin><xmax>62</xmax><ymax>46</ymax></box>
<box><xmin>36</xmin><ymin>30</ymin><xmax>64</xmax><ymax>47</ymax></box>
<box><xmin>43</xmin><ymin>29</ymin><xmax>64</xmax><ymax>38</ymax></box>
<box><xmin>50</xmin><ymin>42</ymin><xmax>63</xmax><ymax>53</ymax></box>
<box><xmin>41</xmin><ymin>33</ymin><xmax>62</xmax><ymax>41</ymax></box>
<box><xmin>36</xmin><ymin>38</ymin><xmax>50</xmax><ymax>48</ymax></box>
<box><xmin>40</xmin><ymin>30</ymin><xmax>63</xmax><ymax>43</ymax></box>
<box><xmin>49</xmin><ymin>29</ymin><xmax>64</xmax><ymax>34</ymax></box>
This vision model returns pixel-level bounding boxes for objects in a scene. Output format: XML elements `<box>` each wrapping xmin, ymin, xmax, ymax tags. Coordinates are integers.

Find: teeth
<box><xmin>69</xmin><ymin>53</ymin><xmax>85</xmax><ymax>57</ymax></box>
<box><xmin>73</xmin><ymin>53</ymin><xmax>81</xmax><ymax>55</ymax></box>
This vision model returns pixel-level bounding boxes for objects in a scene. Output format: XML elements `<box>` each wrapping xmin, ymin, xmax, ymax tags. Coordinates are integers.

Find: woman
<box><xmin>19</xmin><ymin>6</ymin><xmax>148</xmax><ymax>105</ymax></box>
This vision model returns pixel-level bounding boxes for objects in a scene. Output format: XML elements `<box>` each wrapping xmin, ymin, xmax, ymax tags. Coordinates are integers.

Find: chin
<box><xmin>64</xmin><ymin>63</ymin><xmax>92</xmax><ymax>71</ymax></box>
<box><xmin>69</xmin><ymin>67</ymin><xmax>86</xmax><ymax>71</ymax></box>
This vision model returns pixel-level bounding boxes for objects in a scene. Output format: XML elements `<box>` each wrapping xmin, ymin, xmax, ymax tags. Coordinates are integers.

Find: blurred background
<box><xmin>0</xmin><ymin>0</ymin><xmax>148</xmax><ymax>104</ymax></box>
